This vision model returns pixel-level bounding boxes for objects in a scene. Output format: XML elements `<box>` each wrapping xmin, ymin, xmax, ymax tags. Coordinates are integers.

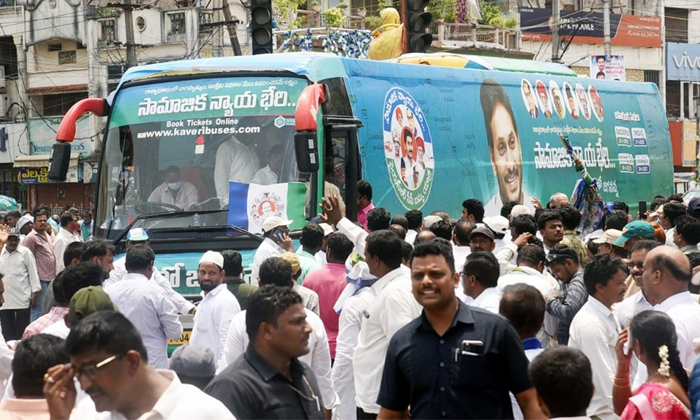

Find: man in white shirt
<box><xmin>53</xmin><ymin>212</ymin><xmax>82</xmax><ymax>273</ymax></box>
<box><xmin>569</xmin><ymin>254</ymin><xmax>627</xmax><ymax>420</ymax></box>
<box><xmin>642</xmin><ymin>245</ymin><xmax>700</xmax><ymax>370</ymax></box>
<box><xmin>497</xmin><ymin>244</ymin><xmax>559</xmax><ymax>296</ymax></box>
<box><xmin>250</xmin><ymin>216</ymin><xmax>294</xmax><ymax>282</ymax></box>
<box><xmin>0</xmin><ymin>232</ymin><xmax>41</xmax><ymax>341</ymax></box>
<box><xmin>217</xmin><ymin>257</ymin><xmax>337</xmax><ymax>411</ymax></box>
<box><xmin>43</xmin><ymin>311</ymin><xmax>235</xmax><ymax>420</ymax></box>
<box><xmin>251</xmin><ymin>144</ymin><xmax>284</xmax><ymax>185</ymax></box>
<box><xmin>214</xmin><ymin>136</ymin><xmax>260</xmax><ymax>207</ymax></box>
<box><xmin>190</xmin><ymin>251</ymin><xmax>241</xmax><ymax>363</ymax></box>
<box><xmin>106</xmin><ymin>228</ymin><xmax>195</xmax><ymax>315</ymax></box>
<box><xmin>451</xmin><ymin>219</ymin><xmax>474</xmax><ymax>273</ymax></box>
<box><xmin>614</xmin><ymin>240</ymin><xmax>658</xmax><ymax>329</ymax></box>
<box><xmin>462</xmin><ymin>250</ymin><xmax>501</xmax><ymax>313</ymax></box>
<box><xmin>332</xmin><ymin>262</ymin><xmax>377</xmax><ymax>420</ymax></box>
<box><xmin>353</xmin><ymin>230</ymin><xmax>421</xmax><ymax>418</ymax></box>
<box><xmin>104</xmin><ymin>246</ymin><xmax>183</xmax><ymax>369</ymax></box>
<box><xmin>147</xmin><ymin>165</ymin><xmax>199</xmax><ymax>211</ymax></box>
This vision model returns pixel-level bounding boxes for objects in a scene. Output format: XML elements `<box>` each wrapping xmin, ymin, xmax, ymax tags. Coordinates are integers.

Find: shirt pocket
<box><xmin>453</xmin><ymin>353</ymin><xmax>491</xmax><ymax>388</ymax></box>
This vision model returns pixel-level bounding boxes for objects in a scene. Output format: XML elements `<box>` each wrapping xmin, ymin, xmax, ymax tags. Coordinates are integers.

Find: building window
<box><xmin>100</xmin><ymin>19</ymin><xmax>117</xmax><ymax>43</ymax></box>
<box><xmin>42</xmin><ymin>92</ymin><xmax>89</xmax><ymax>116</ymax></box>
<box><xmin>168</xmin><ymin>12</ymin><xmax>186</xmax><ymax>35</ymax></box>
<box><xmin>199</xmin><ymin>11</ymin><xmax>213</xmax><ymax>34</ymax></box>
<box><xmin>644</xmin><ymin>70</ymin><xmax>659</xmax><ymax>88</ymax></box>
<box><xmin>48</xmin><ymin>43</ymin><xmax>62</xmax><ymax>52</ymax></box>
<box><xmin>58</xmin><ymin>51</ymin><xmax>77</xmax><ymax>65</ymax></box>
<box><xmin>136</xmin><ymin>16</ymin><xmax>146</xmax><ymax>31</ymax></box>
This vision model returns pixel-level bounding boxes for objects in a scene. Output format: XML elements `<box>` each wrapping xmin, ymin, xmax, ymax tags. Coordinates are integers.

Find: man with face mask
<box><xmin>190</xmin><ymin>251</ymin><xmax>241</xmax><ymax>363</ymax></box>
<box><xmin>103</xmin><ymin>246</ymin><xmax>183</xmax><ymax>369</ymax></box>
<box><xmin>53</xmin><ymin>212</ymin><xmax>82</xmax><ymax>274</ymax></box>
<box><xmin>147</xmin><ymin>165</ymin><xmax>199</xmax><ymax>210</ymax></box>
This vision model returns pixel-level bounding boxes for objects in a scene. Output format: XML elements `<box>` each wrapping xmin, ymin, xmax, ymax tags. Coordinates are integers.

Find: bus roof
<box><xmin>117</xmin><ymin>53</ymin><xmax>577</xmax><ymax>89</ymax></box>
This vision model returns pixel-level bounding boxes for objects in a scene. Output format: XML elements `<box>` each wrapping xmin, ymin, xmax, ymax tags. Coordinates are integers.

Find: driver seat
<box><xmin>180</xmin><ymin>166</ymin><xmax>211</xmax><ymax>202</ymax></box>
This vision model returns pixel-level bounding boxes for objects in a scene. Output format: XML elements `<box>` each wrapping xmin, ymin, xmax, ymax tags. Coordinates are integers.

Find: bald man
<box><xmin>642</xmin><ymin>246</ymin><xmax>700</xmax><ymax>370</ymax></box>
<box><xmin>548</xmin><ymin>193</ymin><xmax>569</xmax><ymax>209</ymax></box>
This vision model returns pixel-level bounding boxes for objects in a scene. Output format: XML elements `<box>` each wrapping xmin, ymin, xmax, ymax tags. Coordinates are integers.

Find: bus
<box><xmin>48</xmin><ymin>52</ymin><xmax>673</xmax><ymax>297</ymax></box>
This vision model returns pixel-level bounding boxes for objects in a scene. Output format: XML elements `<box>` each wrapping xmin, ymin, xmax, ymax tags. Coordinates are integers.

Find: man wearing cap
<box><xmin>191</xmin><ymin>250</ymin><xmax>241</xmax><ymax>363</ymax></box>
<box><xmin>468</xmin><ymin>226</ymin><xmax>496</xmax><ymax>254</ymax></box>
<box><xmin>0</xmin><ymin>231</ymin><xmax>41</xmax><ymax>341</ymax></box>
<box><xmin>104</xmin><ymin>246</ymin><xmax>183</xmax><ymax>369</ymax></box>
<box><xmin>281</xmin><ymin>252</ymin><xmax>320</xmax><ymax>315</ymax></box>
<box><xmin>251</xmin><ymin>216</ymin><xmax>294</xmax><ymax>283</ymax></box>
<box><xmin>614</xmin><ymin>221</ymin><xmax>656</xmax><ymax>253</ymax></box>
<box><xmin>594</xmin><ymin>229</ymin><xmax>625</xmax><ymax>256</ymax></box>
<box><xmin>42</xmin><ymin>284</ymin><xmax>118</xmax><ymax>339</ymax></box>
<box><xmin>170</xmin><ymin>345</ymin><xmax>217</xmax><ymax>391</ymax></box>
<box><xmin>484</xmin><ymin>215</ymin><xmax>510</xmax><ymax>253</ymax></box>
<box><xmin>544</xmin><ymin>244</ymin><xmax>587</xmax><ymax>345</ymax></box>
<box><xmin>106</xmin><ymin>228</ymin><xmax>195</xmax><ymax>315</ymax></box>
<box><xmin>15</xmin><ymin>214</ymin><xmax>33</xmax><ymax>245</ymax></box>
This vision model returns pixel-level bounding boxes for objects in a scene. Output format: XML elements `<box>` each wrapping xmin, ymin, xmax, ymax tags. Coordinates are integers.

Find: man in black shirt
<box><xmin>377</xmin><ymin>239</ymin><xmax>544</xmax><ymax>419</ymax></box>
<box><xmin>205</xmin><ymin>285</ymin><xmax>325</xmax><ymax>419</ymax></box>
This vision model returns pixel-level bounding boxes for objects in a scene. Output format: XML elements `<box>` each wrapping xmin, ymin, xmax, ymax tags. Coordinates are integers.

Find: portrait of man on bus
<box><xmin>480</xmin><ymin>79</ymin><xmax>534</xmax><ymax>216</ymax></box>
<box><xmin>589</xmin><ymin>86</ymin><xmax>604</xmax><ymax>122</ymax></box>
<box><xmin>576</xmin><ymin>83</ymin><xmax>591</xmax><ymax>120</ymax></box>
<box><xmin>550</xmin><ymin>82</ymin><xmax>566</xmax><ymax>119</ymax></box>
<box><xmin>401</xmin><ymin>128</ymin><xmax>416</xmax><ymax>184</ymax></box>
<box><xmin>563</xmin><ymin>83</ymin><xmax>579</xmax><ymax>120</ymax></box>
<box><xmin>535</xmin><ymin>81</ymin><xmax>552</xmax><ymax>119</ymax></box>
<box><xmin>520</xmin><ymin>79</ymin><xmax>538</xmax><ymax>119</ymax></box>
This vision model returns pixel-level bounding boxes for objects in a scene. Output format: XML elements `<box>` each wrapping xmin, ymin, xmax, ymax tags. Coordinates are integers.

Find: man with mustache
<box><xmin>43</xmin><ymin>311</ymin><xmax>234</xmax><ymax>420</ymax></box>
<box><xmin>191</xmin><ymin>251</ymin><xmax>241</xmax><ymax>364</ymax></box>
<box><xmin>480</xmin><ymin>79</ymin><xmax>535</xmax><ymax>217</ymax></box>
<box><xmin>613</xmin><ymin>240</ymin><xmax>658</xmax><ymax>329</ymax></box>
<box><xmin>376</xmin><ymin>239</ymin><xmax>543</xmax><ymax>419</ymax></box>
<box><xmin>206</xmin><ymin>285</ymin><xmax>325</xmax><ymax>419</ymax></box>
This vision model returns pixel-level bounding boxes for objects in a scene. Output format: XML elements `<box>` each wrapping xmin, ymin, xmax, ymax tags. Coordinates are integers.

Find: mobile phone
<box><xmin>624</xmin><ymin>328</ymin><xmax>633</xmax><ymax>356</ymax></box>
<box><xmin>638</xmin><ymin>201</ymin><xmax>647</xmax><ymax>220</ymax></box>
<box><xmin>273</xmin><ymin>229</ymin><xmax>285</xmax><ymax>242</ymax></box>
<box><xmin>461</xmin><ymin>340</ymin><xmax>484</xmax><ymax>356</ymax></box>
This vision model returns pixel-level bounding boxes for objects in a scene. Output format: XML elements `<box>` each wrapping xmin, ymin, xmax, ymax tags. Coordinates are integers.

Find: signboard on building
<box><xmin>682</xmin><ymin>120</ymin><xmax>699</xmax><ymax>167</ymax></box>
<box><xmin>27</xmin><ymin>116</ymin><xmax>93</xmax><ymax>157</ymax></box>
<box><xmin>667</xmin><ymin>42</ymin><xmax>700</xmax><ymax>81</ymax></box>
<box><xmin>520</xmin><ymin>8</ymin><xmax>662</xmax><ymax>48</ymax></box>
<box><xmin>18</xmin><ymin>166</ymin><xmax>79</xmax><ymax>184</ymax></box>
<box><xmin>590</xmin><ymin>55</ymin><xmax>625</xmax><ymax>81</ymax></box>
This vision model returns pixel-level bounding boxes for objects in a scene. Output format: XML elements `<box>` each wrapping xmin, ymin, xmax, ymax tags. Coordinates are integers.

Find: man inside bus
<box><xmin>251</xmin><ymin>144</ymin><xmax>285</xmax><ymax>185</ymax></box>
<box><xmin>147</xmin><ymin>165</ymin><xmax>199</xmax><ymax>210</ymax></box>
<box><xmin>480</xmin><ymin>79</ymin><xmax>535</xmax><ymax>217</ymax></box>
<box><xmin>214</xmin><ymin>134</ymin><xmax>260</xmax><ymax>208</ymax></box>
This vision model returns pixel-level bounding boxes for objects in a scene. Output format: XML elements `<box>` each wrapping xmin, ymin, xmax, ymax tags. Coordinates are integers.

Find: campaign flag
<box><xmin>228</xmin><ymin>182</ymin><xmax>308</xmax><ymax>234</ymax></box>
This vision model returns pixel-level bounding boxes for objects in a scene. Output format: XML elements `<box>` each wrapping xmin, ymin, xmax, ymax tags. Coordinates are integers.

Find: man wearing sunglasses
<box><xmin>544</xmin><ymin>244</ymin><xmax>587</xmax><ymax>346</ymax></box>
<box><xmin>43</xmin><ymin>311</ymin><xmax>234</xmax><ymax>420</ymax></box>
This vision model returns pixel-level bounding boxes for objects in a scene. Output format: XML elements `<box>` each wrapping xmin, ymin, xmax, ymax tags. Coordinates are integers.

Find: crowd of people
<box><xmin>4</xmin><ymin>184</ymin><xmax>700</xmax><ymax>419</ymax></box>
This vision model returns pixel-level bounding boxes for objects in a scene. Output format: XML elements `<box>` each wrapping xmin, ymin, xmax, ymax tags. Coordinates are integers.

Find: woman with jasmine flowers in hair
<box><xmin>612</xmin><ymin>310</ymin><xmax>690</xmax><ymax>419</ymax></box>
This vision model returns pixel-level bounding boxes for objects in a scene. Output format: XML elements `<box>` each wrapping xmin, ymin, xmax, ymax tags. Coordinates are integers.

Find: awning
<box><xmin>26</xmin><ymin>84</ymin><xmax>88</xmax><ymax>95</ymax></box>
<box><xmin>13</xmin><ymin>153</ymin><xmax>81</xmax><ymax>169</ymax></box>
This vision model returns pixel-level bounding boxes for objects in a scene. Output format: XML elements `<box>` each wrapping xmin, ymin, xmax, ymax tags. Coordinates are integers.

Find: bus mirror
<box><xmin>48</xmin><ymin>142</ymin><xmax>72</xmax><ymax>182</ymax></box>
<box><xmin>295</xmin><ymin>131</ymin><xmax>319</xmax><ymax>172</ymax></box>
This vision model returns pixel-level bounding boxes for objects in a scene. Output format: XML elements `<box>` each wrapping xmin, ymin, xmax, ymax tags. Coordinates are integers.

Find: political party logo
<box><xmin>249</xmin><ymin>192</ymin><xmax>285</xmax><ymax>225</ymax></box>
<box><xmin>383</xmin><ymin>87</ymin><xmax>435</xmax><ymax>210</ymax></box>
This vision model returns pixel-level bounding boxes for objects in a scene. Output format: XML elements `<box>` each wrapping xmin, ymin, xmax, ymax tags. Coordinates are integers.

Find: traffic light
<box><xmin>406</xmin><ymin>0</ymin><xmax>432</xmax><ymax>53</ymax></box>
<box><xmin>250</xmin><ymin>0</ymin><xmax>273</xmax><ymax>55</ymax></box>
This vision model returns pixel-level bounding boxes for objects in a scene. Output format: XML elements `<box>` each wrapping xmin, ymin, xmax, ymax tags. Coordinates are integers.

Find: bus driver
<box><xmin>148</xmin><ymin>165</ymin><xmax>199</xmax><ymax>210</ymax></box>
<box><xmin>480</xmin><ymin>79</ymin><xmax>535</xmax><ymax>217</ymax></box>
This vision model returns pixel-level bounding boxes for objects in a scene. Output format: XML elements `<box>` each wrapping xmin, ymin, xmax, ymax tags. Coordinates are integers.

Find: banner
<box><xmin>227</xmin><ymin>181</ymin><xmax>307</xmax><ymax>234</ymax></box>
<box><xmin>520</xmin><ymin>7</ymin><xmax>662</xmax><ymax>48</ymax></box>
<box><xmin>682</xmin><ymin>120</ymin><xmax>699</xmax><ymax>167</ymax></box>
<box><xmin>590</xmin><ymin>55</ymin><xmax>625</xmax><ymax>81</ymax></box>
<box><xmin>667</xmin><ymin>42</ymin><xmax>700</xmax><ymax>81</ymax></box>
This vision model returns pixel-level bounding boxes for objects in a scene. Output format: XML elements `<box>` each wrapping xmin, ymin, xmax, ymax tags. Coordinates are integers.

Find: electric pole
<box><xmin>124</xmin><ymin>0</ymin><xmax>138</xmax><ymax>67</ymax></box>
<box><xmin>551</xmin><ymin>0</ymin><xmax>559</xmax><ymax>62</ymax></box>
<box><xmin>603</xmin><ymin>0</ymin><xmax>611</xmax><ymax>55</ymax></box>
<box><xmin>222</xmin><ymin>0</ymin><xmax>242</xmax><ymax>55</ymax></box>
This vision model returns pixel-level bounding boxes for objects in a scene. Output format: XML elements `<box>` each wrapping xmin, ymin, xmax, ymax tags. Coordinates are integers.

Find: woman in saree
<box><xmin>613</xmin><ymin>310</ymin><xmax>690</xmax><ymax>420</ymax></box>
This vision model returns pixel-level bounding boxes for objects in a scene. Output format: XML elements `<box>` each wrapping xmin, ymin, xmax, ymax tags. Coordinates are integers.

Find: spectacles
<box><xmin>545</xmin><ymin>253</ymin><xmax>571</xmax><ymax>263</ymax></box>
<box><xmin>628</xmin><ymin>262</ymin><xmax>644</xmax><ymax>271</ymax></box>
<box><xmin>73</xmin><ymin>353</ymin><xmax>124</xmax><ymax>380</ymax></box>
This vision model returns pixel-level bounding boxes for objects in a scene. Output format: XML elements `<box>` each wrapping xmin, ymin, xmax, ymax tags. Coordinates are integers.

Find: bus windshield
<box><xmin>95</xmin><ymin>76</ymin><xmax>310</xmax><ymax>240</ymax></box>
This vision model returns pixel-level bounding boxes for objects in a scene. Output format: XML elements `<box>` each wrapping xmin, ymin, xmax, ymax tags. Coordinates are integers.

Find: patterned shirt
<box><xmin>561</xmin><ymin>230</ymin><xmax>589</xmax><ymax>267</ymax></box>
<box><xmin>22</xmin><ymin>306</ymin><xmax>69</xmax><ymax>339</ymax></box>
